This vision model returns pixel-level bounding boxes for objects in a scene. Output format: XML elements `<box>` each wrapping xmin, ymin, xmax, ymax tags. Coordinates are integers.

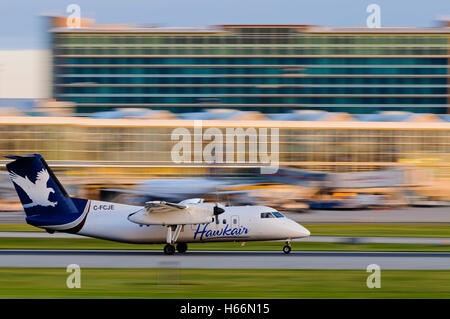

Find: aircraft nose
<box><xmin>298</xmin><ymin>224</ymin><xmax>311</xmax><ymax>237</ymax></box>
<box><xmin>288</xmin><ymin>221</ymin><xmax>310</xmax><ymax>238</ymax></box>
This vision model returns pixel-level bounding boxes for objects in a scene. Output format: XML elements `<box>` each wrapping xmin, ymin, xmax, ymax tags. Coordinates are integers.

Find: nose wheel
<box><xmin>282</xmin><ymin>241</ymin><xmax>291</xmax><ymax>254</ymax></box>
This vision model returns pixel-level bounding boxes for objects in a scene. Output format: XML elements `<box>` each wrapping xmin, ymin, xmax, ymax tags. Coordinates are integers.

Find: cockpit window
<box><xmin>260</xmin><ymin>212</ymin><xmax>275</xmax><ymax>218</ymax></box>
<box><xmin>273</xmin><ymin>212</ymin><xmax>284</xmax><ymax>218</ymax></box>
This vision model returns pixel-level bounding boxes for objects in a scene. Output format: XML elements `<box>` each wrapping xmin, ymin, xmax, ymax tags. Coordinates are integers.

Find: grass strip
<box><xmin>0</xmin><ymin>268</ymin><xmax>449</xmax><ymax>298</ymax></box>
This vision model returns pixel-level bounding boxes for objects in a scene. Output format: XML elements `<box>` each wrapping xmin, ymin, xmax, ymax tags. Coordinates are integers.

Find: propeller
<box><xmin>213</xmin><ymin>203</ymin><xmax>225</xmax><ymax>224</ymax></box>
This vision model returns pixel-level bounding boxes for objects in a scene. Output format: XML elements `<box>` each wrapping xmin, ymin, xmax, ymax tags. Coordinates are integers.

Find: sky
<box><xmin>0</xmin><ymin>0</ymin><xmax>449</xmax><ymax>49</ymax></box>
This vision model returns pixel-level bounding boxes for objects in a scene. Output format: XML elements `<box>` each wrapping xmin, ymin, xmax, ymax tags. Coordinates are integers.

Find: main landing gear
<box><xmin>164</xmin><ymin>244</ymin><xmax>176</xmax><ymax>255</ymax></box>
<box><xmin>163</xmin><ymin>225</ymin><xmax>188</xmax><ymax>255</ymax></box>
<box><xmin>163</xmin><ymin>243</ymin><xmax>188</xmax><ymax>255</ymax></box>
<box><xmin>176</xmin><ymin>242</ymin><xmax>188</xmax><ymax>253</ymax></box>
<box><xmin>282</xmin><ymin>241</ymin><xmax>292</xmax><ymax>254</ymax></box>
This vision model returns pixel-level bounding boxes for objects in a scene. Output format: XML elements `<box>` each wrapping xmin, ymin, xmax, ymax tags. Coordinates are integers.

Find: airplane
<box><xmin>4</xmin><ymin>154</ymin><xmax>311</xmax><ymax>254</ymax></box>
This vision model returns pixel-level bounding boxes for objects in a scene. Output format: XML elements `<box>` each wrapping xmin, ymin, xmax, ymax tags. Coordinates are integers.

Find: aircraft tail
<box><xmin>4</xmin><ymin>154</ymin><xmax>89</xmax><ymax>232</ymax></box>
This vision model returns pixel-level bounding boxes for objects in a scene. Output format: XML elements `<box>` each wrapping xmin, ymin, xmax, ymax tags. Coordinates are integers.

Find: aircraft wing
<box><xmin>144</xmin><ymin>201</ymin><xmax>186</xmax><ymax>213</ymax></box>
<box><xmin>127</xmin><ymin>200</ymin><xmax>213</xmax><ymax>226</ymax></box>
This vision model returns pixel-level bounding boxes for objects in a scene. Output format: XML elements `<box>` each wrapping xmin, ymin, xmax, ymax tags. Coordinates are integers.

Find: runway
<box><xmin>1</xmin><ymin>249</ymin><xmax>450</xmax><ymax>270</ymax></box>
<box><xmin>2</xmin><ymin>231</ymin><xmax>450</xmax><ymax>245</ymax></box>
<box><xmin>0</xmin><ymin>212</ymin><xmax>25</xmax><ymax>223</ymax></box>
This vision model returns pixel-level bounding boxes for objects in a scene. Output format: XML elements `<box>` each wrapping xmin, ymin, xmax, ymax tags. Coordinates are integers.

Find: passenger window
<box><xmin>223</xmin><ymin>219</ymin><xmax>226</xmax><ymax>224</ymax></box>
<box><xmin>233</xmin><ymin>218</ymin><xmax>237</xmax><ymax>224</ymax></box>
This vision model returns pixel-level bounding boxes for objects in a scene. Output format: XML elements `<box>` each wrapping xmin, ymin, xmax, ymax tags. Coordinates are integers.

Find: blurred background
<box><xmin>0</xmin><ymin>0</ymin><xmax>449</xmax><ymax>213</ymax></box>
<box><xmin>1</xmin><ymin>0</ymin><xmax>450</xmax><ymax>299</ymax></box>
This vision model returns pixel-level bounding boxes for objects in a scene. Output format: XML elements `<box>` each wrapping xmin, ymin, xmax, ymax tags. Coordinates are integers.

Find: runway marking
<box><xmin>1</xmin><ymin>249</ymin><xmax>450</xmax><ymax>257</ymax></box>
<box><xmin>0</xmin><ymin>250</ymin><xmax>450</xmax><ymax>270</ymax></box>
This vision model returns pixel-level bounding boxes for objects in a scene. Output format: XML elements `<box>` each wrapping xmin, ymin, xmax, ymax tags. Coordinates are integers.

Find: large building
<box><xmin>49</xmin><ymin>18</ymin><xmax>450</xmax><ymax>114</ymax></box>
<box><xmin>1</xmin><ymin>116</ymin><xmax>449</xmax><ymax>180</ymax></box>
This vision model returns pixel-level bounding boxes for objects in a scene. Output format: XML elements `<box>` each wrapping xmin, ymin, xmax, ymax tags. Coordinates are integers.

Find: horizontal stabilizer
<box><xmin>4</xmin><ymin>154</ymin><xmax>38</xmax><ymax>160</ymax></box>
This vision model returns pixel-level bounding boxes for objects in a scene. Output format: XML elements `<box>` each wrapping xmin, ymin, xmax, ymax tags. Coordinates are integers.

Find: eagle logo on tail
<box><xmin>9</xmin><ymin>169</ymin><xmax>57</xmax><ymax>208</ymax></box>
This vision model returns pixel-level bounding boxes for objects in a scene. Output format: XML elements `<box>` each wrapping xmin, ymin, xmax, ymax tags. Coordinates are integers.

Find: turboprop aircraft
<box><xmin>4</xmin><ymin>154</ymin><xmax>310</xmax><ymax>254</ymax></box>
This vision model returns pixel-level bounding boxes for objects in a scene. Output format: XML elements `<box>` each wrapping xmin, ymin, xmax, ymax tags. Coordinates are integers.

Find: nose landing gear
<box><xmin>282</xmin><ymin>241</ymin><xmax>291</xmax><ymax>254</ymax></box>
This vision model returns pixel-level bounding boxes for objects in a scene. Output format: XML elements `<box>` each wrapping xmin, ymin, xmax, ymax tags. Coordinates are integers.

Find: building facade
<box><xmin>50</xmin><ymin>19</ymin><xmax>450</xmax><ymax>114</ymax></box>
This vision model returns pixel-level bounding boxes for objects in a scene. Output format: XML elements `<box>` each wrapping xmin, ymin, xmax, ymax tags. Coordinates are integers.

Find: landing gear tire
<box><xmin>164</xmin><ymin>244</ymin><xmax>175</xmax><ymax>255</ymax></box>
<box><xmin>282</xmin><ymin>245</ymin><xmax>291</xmax><ymax>254</ymax></box>
<box><xmin>176</xmin><ymin>243</ymin><xmax>188</xmax><ymax>253</ymax></box>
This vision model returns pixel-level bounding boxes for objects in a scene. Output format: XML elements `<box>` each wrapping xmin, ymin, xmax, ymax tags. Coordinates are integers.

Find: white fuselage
<box><xmin>74</xmin><ymin>200</ymin><xmax>310</xmax><ymax>244</ymax></box>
